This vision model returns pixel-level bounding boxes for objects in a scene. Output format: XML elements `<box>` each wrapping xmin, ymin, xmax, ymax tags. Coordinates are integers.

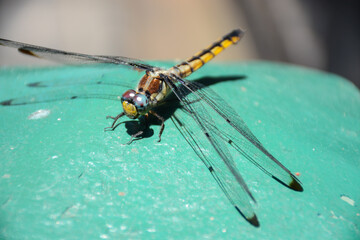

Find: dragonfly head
<box><xmin>121</xmin><ymin>89</ymin><xmax>149</xmax><ymax>119</ymax></box>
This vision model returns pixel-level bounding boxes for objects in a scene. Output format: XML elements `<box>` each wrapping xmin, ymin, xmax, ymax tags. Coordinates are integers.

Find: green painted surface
<box><xmin>0</xmin><ymin>61</ymin><xmax>359</xmax><ymax>239</ymax></box>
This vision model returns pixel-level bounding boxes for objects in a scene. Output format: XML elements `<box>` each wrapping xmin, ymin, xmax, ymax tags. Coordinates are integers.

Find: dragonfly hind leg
<box><xmin>104</xmin><ymin>112</ymin><xmax>125</xmax><ymax>131</ymax></box>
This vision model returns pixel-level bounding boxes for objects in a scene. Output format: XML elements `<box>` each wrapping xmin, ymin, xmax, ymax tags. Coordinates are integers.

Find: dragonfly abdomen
<box><xmin>172</xmin><ymin>29</ymin><xmax>244</xmax><ymax>78</ymax></box>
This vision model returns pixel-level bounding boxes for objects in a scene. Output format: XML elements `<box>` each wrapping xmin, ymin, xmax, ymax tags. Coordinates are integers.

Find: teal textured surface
<box><xmin>0</xmin><ymin>62</ymin><xmax>359</xmax><ymax>239</ymax></box>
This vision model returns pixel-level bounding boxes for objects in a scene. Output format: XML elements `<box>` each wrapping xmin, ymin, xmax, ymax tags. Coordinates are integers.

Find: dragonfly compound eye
<box><xmin>121</xmin><ymin>89</ymin><xmax>136</xmax><ymax>102</ymax></box>
<box><xmin>133</xmin><ymin>94</ymin><xmax>148</xmax><ymax>110</ymax></box>
<box><xmin>122</xmin><ymin>101</ymin><xmax>138</xmax><ymax>118</ymax></box>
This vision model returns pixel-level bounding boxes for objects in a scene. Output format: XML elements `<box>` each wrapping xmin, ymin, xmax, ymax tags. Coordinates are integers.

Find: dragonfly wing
<box><xmin>0</xmin><ymin>85</ymin><xmax>122</xmax><ymax>106</ymax></box>
<box><xmin>0</xmin><ymin>38</ymin><xmax>156</xmax><ymax>71</ymax></box>
<box><xmin>163</xmin><ymin>75</ymin><xmax>259</xmax><ymax>226</ymax></box>
<box><xmin>26</xmin><ymin>69</ymin><xmax>137</xmax><ymax>89</ymax></box>
<box><xmin>171</xmin><ymin>75</ymin><xmax>303</xmax><ymax>192</ymax></box>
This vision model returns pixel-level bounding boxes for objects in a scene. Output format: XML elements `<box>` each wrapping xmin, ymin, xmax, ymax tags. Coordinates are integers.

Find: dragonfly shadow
<box><xmin>105</xmin><ymin>117</ymin><xmax>154</xmax><ymax>143</ymax></box>
<box><xmin>193</xmin><ymin>75</ymin><xmax>246</xmax><ymax>86</ymax></box>
<box><xmin>124</xmin><ymin>120</ymin><xmax>154</xmax><ymax>142</ymax></box>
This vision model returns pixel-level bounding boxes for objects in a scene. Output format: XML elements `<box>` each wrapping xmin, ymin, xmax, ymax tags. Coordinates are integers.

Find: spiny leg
<box><xmin>149</xmin><ymin>110</ymin><xmax>165</xmax><ymax>142</ymax></box>
<box><xmin>104</xmin><ymin>112</ymin><xmax>125</xmax><ymax>131</ymax></box>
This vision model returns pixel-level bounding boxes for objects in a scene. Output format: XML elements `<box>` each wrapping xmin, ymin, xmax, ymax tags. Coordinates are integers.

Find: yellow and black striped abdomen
<box><xmin>172</xmin><ymin>29</ymin><xmax>244</xmax><ymax>78</ymax></box>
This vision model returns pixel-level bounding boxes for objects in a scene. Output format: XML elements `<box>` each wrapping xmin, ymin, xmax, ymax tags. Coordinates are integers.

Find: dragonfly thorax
<box><xmin>136</xmin><ymin>70</ymin><xmax>172</xmax><ymax>104</ymax></box>
<box><xmin>121</xmin><ymin>89</ymin><xmax>149</xmax><ymax>119</ymax></box>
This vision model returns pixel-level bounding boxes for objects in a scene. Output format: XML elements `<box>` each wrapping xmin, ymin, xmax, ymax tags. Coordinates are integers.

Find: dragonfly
<box><xmin>0</xmin><ymin>29</ymin><xmax>303</xmax><ymax>227</ymax></box>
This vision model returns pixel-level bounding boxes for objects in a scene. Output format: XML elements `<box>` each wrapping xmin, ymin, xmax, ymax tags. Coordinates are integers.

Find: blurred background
<box><xmin>0</xmin><ymin>0</ymin><xmax>359</xmax><ymax>87</ymax></box>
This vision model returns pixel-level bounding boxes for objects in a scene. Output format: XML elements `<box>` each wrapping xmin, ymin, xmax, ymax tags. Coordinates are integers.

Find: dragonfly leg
<box><xmin>149</xmin><ymin>110</ymin><xmax>165</xmax><ymax>142</ymax></box>
<box><xmin>124</xmin><ymin>130</ymin><xmax>144</xmax><ymax>145</ymax></box>
<box><xmin>104</xmin><ymin>112</ymin><xmax>125</xmax><ymax>131</ymax></box>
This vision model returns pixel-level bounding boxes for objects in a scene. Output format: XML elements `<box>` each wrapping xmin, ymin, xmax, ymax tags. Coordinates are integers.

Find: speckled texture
<box><xmin>0</xmin><ymin>62</ymin><xmax>359</xmax><ymax>239</ymax></box>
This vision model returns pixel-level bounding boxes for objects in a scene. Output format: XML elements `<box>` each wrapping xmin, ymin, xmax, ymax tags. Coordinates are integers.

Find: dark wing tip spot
<box><xmin>272</xmin><ymin>176</ymin><xmax>303</xmax><ymax>192</ymax></box>
<box><xmin>71</xmin><ymin>96</ymin><xmax>78</xmax><ymax>99</ymax></box>
<box><xmin>18</xmin><ymin>48</ymin><xmax>39</xmax><ymax>57</ymax></box>
<box><xmin>1</xmin><ymin>99</ymin><xmax>13</xmax><ymax>106</ymax></box>
<box><xmin>235</xmin><ymin>206</ymin><xmax>260</xmax><ymax>227</ymax></box>
<box><xmin>289</xmin><ymin>177</ymin><xmax>303</xmax><ymax>192</ymax></box>
<box><xmin>248</xmin><ymin>215</ymin><xmax>260</xmax><ymax>227</ymax></box>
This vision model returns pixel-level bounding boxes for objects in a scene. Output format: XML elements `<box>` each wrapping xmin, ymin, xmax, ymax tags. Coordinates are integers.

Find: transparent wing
<box><xmin>0</xmin><ymin>85</ymin><xmax>126</xmax><ymax>106</ymax></box>
<box><xmin>0</xmin><ymin>38</ymin><xmax>156</xmax><ymax>71</ymax></box>
<box><xmin>163</xmin><ymin>75</ymin><xmax>260</xmax><ymax>226</ymax></box>
<box><xmin>162</xmin><ymin>73</ymin><xmax>303</xmax><ymax>226</ymax></box>
<box><xmin>171</xmin><ymin>108</ymin><xmax>260</xmax><ymax>226</ymax></box>
<box><xmin>25</xmin><ymin>68</ymin><xmax>137</xmax><ymax>89</ymax></box>
<box><xmin>170</xmin><ymin>75</ymin><xmax>303</xmax><ymax>191</ymax></box>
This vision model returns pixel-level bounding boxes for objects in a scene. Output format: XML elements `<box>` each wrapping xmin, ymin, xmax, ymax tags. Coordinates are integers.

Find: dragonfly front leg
<box><xmin>149</xmin><ymin>110</ymin><xmax>165</xmax><ymax>142</ymax></box>
<box><xmin>104</xmin><ymin>112</ymin><xmax>125</xmax><ymax>131</ymax></box>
